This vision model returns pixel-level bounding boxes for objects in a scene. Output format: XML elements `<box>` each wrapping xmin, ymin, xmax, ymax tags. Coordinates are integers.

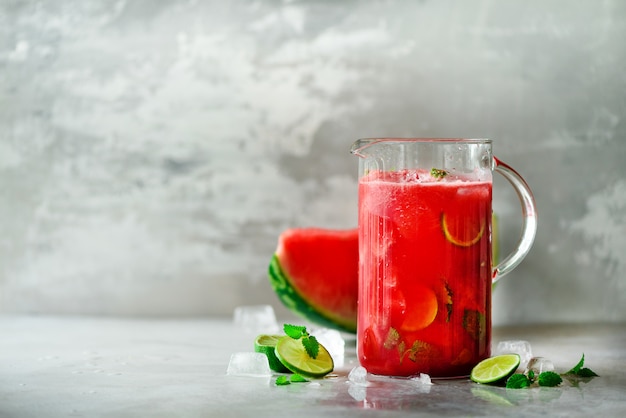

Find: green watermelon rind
<box><xmin>268</xmin><ymin>254</ymin><xmax>357</xmax><ymax>334</ymax></box>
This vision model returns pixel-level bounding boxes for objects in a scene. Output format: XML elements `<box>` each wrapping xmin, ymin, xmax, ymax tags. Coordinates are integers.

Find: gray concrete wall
<box><xmin>1</xmin><ymin>0</ymin><xmax>624</xmax><ymax>325</ymax></box>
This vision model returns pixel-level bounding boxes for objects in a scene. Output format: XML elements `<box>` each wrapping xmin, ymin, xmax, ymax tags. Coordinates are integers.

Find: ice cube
<box><xmin>494</xmin><ymin>340</ymin><xmax>533</xmax><ymax>369</ymax></box>
<box><xmin>312</xmin><ymin>328</ymin><xmax>345</xmax><ymax>366</ymax></box>
<box><xmin>525</xmin><ymin>357</ymin><xmax>555</xmax><ymax>375</ymax></box>
<box><xmin>409</xmin><ymin>373</ymin><xmax>433</xmax><ymax>393</ymax></box>
<box><xmin>348</xmin><ymin>366</ymin><xmax>369</xmax><ymax>386</ymax></box>
<box><xmin>233</xmin><ymin>305</ymin><xmax>279</xmax><ymax>334</ymax></box>
<box><xmin>226</xmin><ymin>352</ymin><xmax>271</xmax><ymax>377</ymax></box>
<box><xmin>410</xmin><ymin>373</ymin><xmax>433</xmax><ymax>386</ymax></box>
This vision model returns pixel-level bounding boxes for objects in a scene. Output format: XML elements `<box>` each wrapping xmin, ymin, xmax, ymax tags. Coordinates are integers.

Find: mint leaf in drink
<box><xmin>506</xmin><ymin>373</ymin><xmax>531</xmax><ymax>389</ymax></box>
<box><xmin>463</xmin><ymin>309</ymin><xmax>486</xmax><ymax>341</ymax></box>
<box><xmin>284</xmin><ymin>324</ymin><xmax>307</xmax><ymax>339</ymax></box>
<box><xmin>430</xmin><ymin>168</ymin><xmax>448</xmax><ymax>179</ymax></box>
<box><xmin>383</xmin><ymin>327</ymin><xmax>401</xmax><ymax>350</ymax></box>
<box><xmin>444</xmin><ymin>282</ymin><xmax>453</xmax><ymax>323</ymax></box>
<box><xmin>407</xmin><ymin>340</ymin><xmax>434</xmax><ymax>363</ymax></box>
<box><xmin>302</xmin><ymin>335</ymin><xmax>320</xmax><ymax>359</ymax></box>
<box><xmin>538</xmin><ymin>371</ymin><xmax>562</xmax><ymax>387</ymax></box>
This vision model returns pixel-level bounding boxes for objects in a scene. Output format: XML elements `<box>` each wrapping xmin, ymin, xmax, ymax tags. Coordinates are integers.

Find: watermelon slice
<box><xmin>268</xmin><ymin>228</ymin><xmax>358</xmax><ymax>333</ymax></box>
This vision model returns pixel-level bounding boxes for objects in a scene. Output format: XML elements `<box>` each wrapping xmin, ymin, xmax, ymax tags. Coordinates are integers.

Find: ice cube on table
<box><xmin>409</xmin><ymin>373</ymin><xmax>433</xmax><ymax>393</ymax></box>
<box><xmin>312</xmin><ymin>328</ymin><xmax>345</xmax><ymax>365</ymax></box>
<box><xmin>410</xmin><ymin>373</ymin><xmax>433</xmax><ymax>386</ymax></box>
<box><xmin>226</xmin><ymin>352</ymin><xmax>271</xmax><ymax>377</ymax></box>
<box><xmin>348</xmin><ymin>366</ymin><xmax>369</xmax><ymax>386</ymax></box>
<box><xmin>233</xmin><ymin>305</ymin><xmax>279</xmax><ymax>334</ymax></box>
<box><xmin>525</xmin><ymin>357</ymin><xmax>555</xmax><ymax>375</ymax></box>
<box><xmin>494</xmin><ymin>340</ymin><xmax>533</xmax><ymax>369</ymax></box>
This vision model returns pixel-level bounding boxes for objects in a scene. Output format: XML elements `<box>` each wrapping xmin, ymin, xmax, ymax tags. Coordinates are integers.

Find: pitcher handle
<box><xmin>492</xmin><ymin>157</ymin><xmax>538</xmax><ymax>283</ymax></box>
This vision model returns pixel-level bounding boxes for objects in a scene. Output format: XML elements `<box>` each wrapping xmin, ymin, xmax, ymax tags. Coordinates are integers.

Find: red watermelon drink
<box><xmin>357</xmin><ymin>168</ymin><xmax>492</xmax><ymax>377</ymax></box>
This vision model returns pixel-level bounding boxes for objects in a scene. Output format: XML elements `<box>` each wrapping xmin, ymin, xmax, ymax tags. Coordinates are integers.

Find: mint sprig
<box><xmin>283</xmin><ymin>323</ymin><xmax>320</xmax><ymax>359</ymax></box>
<box><xmin>283</xmin><ymin>324</ymin><xmax>307</xmax><ymax>339</ymax></box>
<box><xmin>565</xmin><ymin>354</ymin><xmax>598</xmax><ymax>377</ymax></box>
<box><xmin>504</xmin><ymin>353</ymin><xmax>598</xmax><ymax>389</ymax></box>
<box><xmin>506</xmin><ymin>371</ymin><xmax>562</xmax><ymax>388</ymax></box>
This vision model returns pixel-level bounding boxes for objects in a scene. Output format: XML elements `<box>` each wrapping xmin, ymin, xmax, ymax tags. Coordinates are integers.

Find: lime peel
<box><xmin>254</xmin><ymin>334</ymin><xmax>291</xmax><ymax>373</ymax></box>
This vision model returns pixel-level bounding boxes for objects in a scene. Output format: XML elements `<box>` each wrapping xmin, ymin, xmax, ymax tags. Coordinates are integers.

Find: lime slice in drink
<box><xmin>441</xmin><ymin>212</ymin><xmax>485</xmax><ymax>247</ymax></box>
<box><xmin>254</xmin><ymin>335</ymin><xmax>290</xmax><ymax>373</ymax></box>
<box><xmin>470</xmin><ymin>354</ymin><xmax>520</xmax><ymax>384</ymax></box>
<box><xmin>274</xmin><ymin>336</ymin><xmax>334</xmax><ymax>378</ymax></box>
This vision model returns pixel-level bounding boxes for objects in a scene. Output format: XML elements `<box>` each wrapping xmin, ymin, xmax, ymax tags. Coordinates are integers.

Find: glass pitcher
<box><xmin>351</xmin><ymin>138</ymin><xmax>537</xmax><ymax>377</ymax></box>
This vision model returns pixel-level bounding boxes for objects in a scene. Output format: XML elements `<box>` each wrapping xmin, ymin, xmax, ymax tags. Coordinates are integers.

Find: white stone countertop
<box><xmin>1</xmin><ymin>316</ymin><xmax>625</xmax><ymax>417</ymax></box>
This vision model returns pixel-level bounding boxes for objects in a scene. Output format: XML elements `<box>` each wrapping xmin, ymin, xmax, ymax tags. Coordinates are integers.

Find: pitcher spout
<box><xmin>350</xmin><ymin>138</ymin><xmax>379</xmax><ymax>158</ymax></box>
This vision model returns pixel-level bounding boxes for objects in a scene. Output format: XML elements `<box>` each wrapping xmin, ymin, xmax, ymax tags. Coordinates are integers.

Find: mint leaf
<box><xmin>444</xmin><ymin>282</ymin><xmax>453</xmax><ymax>323</ymax></box>
<box><xmin>290</xmin><ymin>374</ymin><xmax>309</xmax><ymax>383</ymax></box>
<box><xmin>538</xmin><ymin>371</ymin><xmax>562</xmax><ymax>387</ymax></box>
<box><xmin>431</xmin><ymin>168</ymin><xmax>448</xmax><ymax>179</ymax></box>
<box><xmin>284</xmin><ymin>324</ymin><xmax>307</xmax><ymax>339</ymax></box>
<box><xmin>406</xmin><ymin>340</ymin><xmax>433</xmax><ymax>363</ymax></box>
<box><xmin>463</xmin><ymin>309</ymin><xmax>486</xmax><ymax>341</ymax></box>
<box><xmin>283</xmin><ymin>323</ymin><xmax>319</xmax><ymax>358</ymax></box>
<box><xmin>527</xmin><ymin>370</ymin><xmax>535</xmax><ymax>382</ymax></box>
<box><xmin>565</xmin><ymin>354</ymin><xmax>598</xmax><ymax>377</ymax></box>
<box><xmin>566</xmin><ymin>353</ymin><xmax>585</xmax><ymax>375</ymax></box>
<box><xmin>383</xmin><ymin>327</ymin><xmax>401</xmax><ymax>350</ymax></box>
<box><xmin>275</xmin><ymin>375</ymin><xmax>290</xmax><ymax>386</ymax></box>
<box><xmin>577</xmin><ymin>367</ymin><xmax>599</xmax><ymax>378</ymax></box>
<box><xmin>506</xmin><ymin>373</ymin><xmax>531</xmax><ymax>389</ymax></box>
<box><xmin>302</xmin><ymin>335</ymin><xmax>320</xmax><ymax>359</ymax></box>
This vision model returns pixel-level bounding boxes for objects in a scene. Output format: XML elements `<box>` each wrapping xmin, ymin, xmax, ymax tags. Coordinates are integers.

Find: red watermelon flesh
<box><xmin>270</xmin><ymin>228</ymin><xmax>358</xmax><ymax>333</ymax></box>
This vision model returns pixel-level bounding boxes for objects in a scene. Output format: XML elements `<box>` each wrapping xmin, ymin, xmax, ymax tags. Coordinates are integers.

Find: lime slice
<box><xmin>274</xmin><ymin>336</ymin><xmax>334</xmax><ymax>378</ymax></box>
<box><xmin>254</xmin><ymin>335</ymin><xmax>290</xmax><ymax>373</ymax></box>
<box><xmin>470</xmin><ymin>354</ymin><xmax>520</xmax><ymax>384</ymax></box>
<box><xmin>441</xmin><ymin>212</ymin><xmax>485</xmax><ymax>247</ymax></box>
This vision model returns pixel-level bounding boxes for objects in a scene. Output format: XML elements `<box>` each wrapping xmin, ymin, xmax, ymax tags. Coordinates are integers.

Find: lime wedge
<box><xmin>274</xmin><ymin>336</ymin><xmax>334</xmax><ymax>378</ymax></box>
<box><xmin>254</xmin><ymin>335</ymin><xmax>290</xmax><ymax>373</ymax></box>
<box><xmin>470</xmin><ymin>354</ymin><xmax>520</xmax><ymax>384</ymax></box>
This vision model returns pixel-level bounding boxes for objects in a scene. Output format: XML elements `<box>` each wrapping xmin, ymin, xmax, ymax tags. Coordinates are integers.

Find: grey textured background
<box><xmin>1</xmin><ymin>0</ymin><xmax>624</xmax><ymax>325</ymax></box>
